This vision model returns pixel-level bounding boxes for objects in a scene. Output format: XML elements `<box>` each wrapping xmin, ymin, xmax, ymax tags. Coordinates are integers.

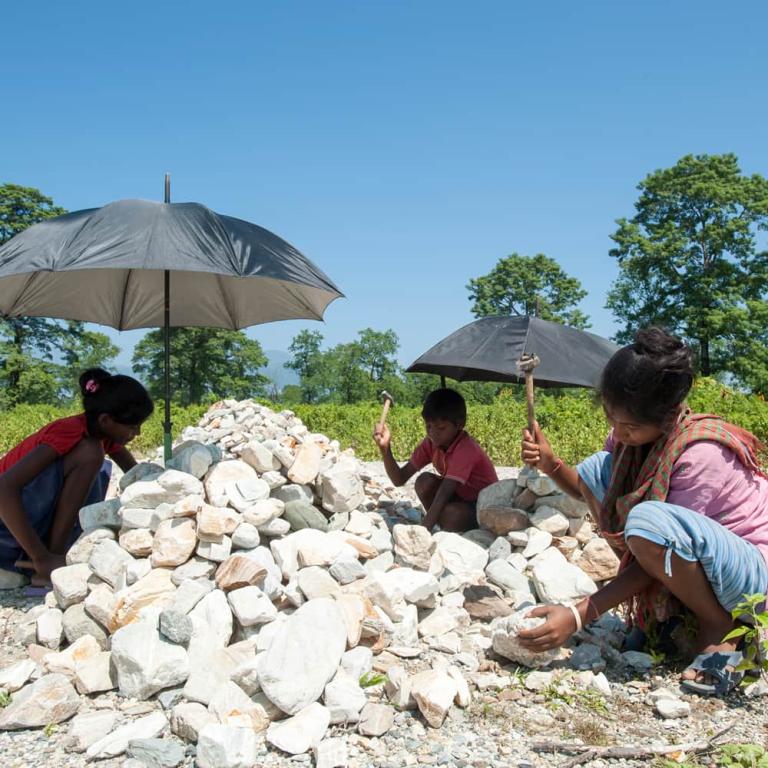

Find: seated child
<box><xmin>373</xmin><ymin>388</ymin><xmax>498</xmax><ymax>532</ymax></box>
<box><xmin>517</xmin><ymin>327</ymin><xmax>768</xmax><ymax>696</ymax></box>
<box><xmin>0</xmin><ymin>368</ymin><xmax>153</xmax><ymax>585</ymax></box>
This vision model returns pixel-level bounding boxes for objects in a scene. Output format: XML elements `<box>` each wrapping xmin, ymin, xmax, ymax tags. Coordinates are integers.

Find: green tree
<box><xmin>606</xmin><ymin>154</ymin><xmax>768</xmax><ymax>385</ymax></box>
<box><xmin>356</xmin><ymin>328</ymin><xmax>399</xmax><ymax>381</ymax></box>
<box><xmin>0</xmin><ymin>184</ymin><xmax>71</xmax><ymax>406</ymax></box>
<box><xmin>59</xmin><ymin>321</ymin><xmax>120</xmax><ymax>399</ymax></box>
<box><xmin>467</xmin><ymin>253</ymin><xmax>590</xmax><ymax>328</ymax></box>
<box><xmin>285</xmin><ymin>330</ymin><xmax>325</xmax><ymax>403</ymax></box>
<box><xmin>132</xmin><ymin>328</ymin><xmax>269</xmax><ymax>406</ymax></box>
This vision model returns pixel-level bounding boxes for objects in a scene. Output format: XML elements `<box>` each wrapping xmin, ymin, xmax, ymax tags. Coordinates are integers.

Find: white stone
<box><xmin>410</xmin><ymin>669</ymin><xmax>458</xmax><ymax>728</ymax></box>
<box><xmin>329</xmin><ymin>557</ymin><xmax>366</xmax><ymax>585</ymax></box>
<box><xmin>37</xmin><ymin>608</ymin><xmax>64</xmax><ymax>649</ymax></box>
<box><xmin>521</xmin><ymin>527</ymin><xmax>553</xmax><ymax>558</ymax></box>
<box><xmin>362</xmin><ymin>571</ymin><xmax>407</xmax><ymax>622</ymax></box>
<box><xmin>527</xmin><ymin>474</ymin><xmax>558</xmax><ymax>496</ymax></box>
<box><xmin>491</xmin><ymin>608</ymin><xmax>563</xmax><ymax>668</ymax></box>
<box><xmin>189</xmin><ymin>589</ymin><xmax>233</xmax><ymax>648</ymax></box>
<box><xmin>341</xmin><ymin>646</ymin><xmax>373</xmax><ymax>681</ymax></box>
<box><xmin>86</xmin><ymin>711</ymin><xmax>168</xmax><ymax>759</ymax></box>
<box><xmin>533</xmin><ymin>493</ymin><xmax>589</xmax><ymax>518</ymax></box>
<box><xmin>204</xmin><ymin>460</ymin><xmax>260</xmax><ymax>507</ymax></box>
<box><xmin>262</xmin><ymin>470</ymin><xmax>287</xmax><ymax>490</ymax></box>
<box><xmin>170</xmin><ymin>701</ymin><xmax>216</xmax><ymax>743</ymax></box>
<box><xmin>381</xmin><ymin>568</ymin><xmax>439</xmax><ymax>605</ymax></box>
<box><xmin>266</xmin><ymin>702</ymin><xmax>330</xmax><ymax>754</ymax></box>
<box><xmin>74</xmin><ymin>651</ymin><xmax>117</xmax><ymax>694</ymax></box>
<box><xmin>288</xmin><ymin>442</ymin><xmax>323</xmax><ymax>485</ymax></box>
<box><xmin>151</xmin><ymin>518</ymin><xmax>197</xmax><ymax>567</ymax></box>
<box><xmin>393</xmin><ymin>524</ymin><xmax>433</xmax><ymax>570</ymax></box>
<box><xmin>66</xmin><ymin>527</ymin><xmax>116</xmax><ymax>564</ymax></box>
<box><xmin>323</xmin><ymin>670</ymin><xmax>366</xmax><ymax>724</ymax></box>
<box><xmin>226</xmin><ymin>478</ymin><xmax>271</xmax><ymax>512</ymax></box>
<box><xmin>197</xmin><ymin>723</ymin><xmax>260</xmax><ymax>768</ymax></box>
<box><xmin>656</xmin><ymin>697</ymin><xmax>691</xmax><ymax>719</ymax></box>
<box><xmin>111</xmin><ymin>619</ymin><xmax>189</xmax><ymax>699</ymax></box>
<box><xmin>297</xmin><ymin>566</ymin><xmax>341</xmax><ymax>600</ymax></box>
<box><xmin>485</xmin><ymin>559</ymin><xmax>535</xmax><ymax>605</ymax></box>
<box><xmin>119</xmin><ymin>528</ymin><xmax>154</xmax><ymax>557</ymax></box>
<box><xmin>109</xmin><ymin>567</ymin><xmax>177</xmax><ymax>631</ymax></box>
<box><xmin>385</xmin><ymin>665</ymin><xmax>415</xmax><ymax>710</ymax></box>
<box><xmin>0</xmin><ymin>660</ymin><xmax>36</xmax><ymax>692</ymax></box>
<box><xmin>157</xmin><ymin>468</ymin><xmax>204</xmax><ymax>498</ymax></box>
<box><xmin>344</xmin><ymin>510</ymin><xmax>373</xmax><ymax>537</ymax></box>
<box><xmin>171</xmin><ymin>557</ymin><xmax>216</xmax><ymax>585</ymax></box>
<box><xmin>432</xmin><ymin>532</ymin><xmax>488</xmax><ymax>579</ymax></box>
<box><xmin>119</xmin><ymin>461</ymin><xmax>164</xmax><ymax>491</ymax></box>
<box><xmin>63</xmin><ymin>711</ymin><xmax>118</xmax><ymax>753</ymax></box>
<box><xmin>241</xmin><ymin>440</ymin><xmax>281</xmax><ymax>473</ymax></box>
<box><xmin>418</xmin><ymin>606</ymin><xmax>470</xmax><ymax>638</ymax></box>
<box><xmin>259</xmin><ymin>598</ymin><xmax>347</xmax><ymax>715</ymax></box>
<box><xmin>529</xmin><ymin>547</ymin><xmax>597</xmax><ymax>603</ymax></box>
<box><xmin>89</xmin><ymin>538</ymin><xmax>135</xmax><ymax>588</ymax></box>
<box><xmin>447</xmin><ymin>666</ymin><xmax>471</xmax><ymax>707</ymax></box>
<box><xmin>529</xmin><ymin>506</ymin><xmax>570</xmax><ymax>536</ymax></box>
<box><xmin>166</xmin><ymin>442</ymin><xmax>214</xmax><ymax>478</ymax></box>
<box><xmin>227</xmin><ymin>586</ymin><xmax>277</xmax><ymax>626</ymax></box>
<box><xmin>79</xmin><ymin>498</ymin><xmax>122</xmax><ymax>530</ymax></box>
<box><xmin>121</xmin><ymin>480</ymin><xmax>181</xmax><ymax>509</ymax></box>
<box><xmin>197</xmin><ymin>505</ymin><xmax>241</xmax><ymax>540</ymax></box>
<box><xmin>0</xmin><ymin>673</ymin><xmax>80</xmax><ymax>730</ymax></box>
<box><xmin>50</xmin><ymin>563</ymin><xmax>91</xmax><ymax>610</ymax></box>
<box><xmin>321</xmin><ymin>467</ymin><xmax>365</xmax><ymax>514</ymax></box>
<box><xmin>314</xmin><ymin>737</ymin><xmax>349</xmax><ymax>768</ymax></box>
<box><xmin>197</xmin><ymin>536</ymin><xmax>232</xmax><ymax>563</ymax></box>
<box><xmin>208</xmin><ymin>681</ymin><xmax>270</xmax><ymax>731</ymax></box>
<box><xmin>231</xmin><ymin>522</ymin><xmax>260</xmax><ymax>549</ymax></box>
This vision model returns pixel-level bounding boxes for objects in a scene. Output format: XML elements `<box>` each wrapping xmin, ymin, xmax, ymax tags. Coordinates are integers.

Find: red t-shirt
<box><xmin>409</xmin><ymin>430</ymin><xmax>498</xmax><ymax>502</ymax></box>
<box><xmin>0</xmin><ymin>413</ymin><xmax>123</xmax><ymax>474</ymax></box>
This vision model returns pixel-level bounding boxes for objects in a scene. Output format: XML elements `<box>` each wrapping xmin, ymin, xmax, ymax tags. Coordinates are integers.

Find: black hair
<box><xmin>598</xmin><ymin>327</ymin><xmax>694</xmax><ymax>427</ymax></box>
<box><xmin>79</xmin><ymin>368</ymin><xmax>154</xmax><ymax>431</ymax></box>
<box><xmin>421</xmin><ymin>388</ymin><xmax>467</xmax><ymax>425</ymax></box>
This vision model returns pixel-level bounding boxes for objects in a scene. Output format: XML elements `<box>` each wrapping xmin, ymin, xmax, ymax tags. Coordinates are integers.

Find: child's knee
<box><xmin>414</xmin><ymin>472</ymin><xmax>439</xmax><ymax>497</ymax></box>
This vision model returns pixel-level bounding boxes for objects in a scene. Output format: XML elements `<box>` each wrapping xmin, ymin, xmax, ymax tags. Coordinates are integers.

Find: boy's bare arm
<box><xmin>110</xmin><ymin>448</ymin><xmax>138</xmax><ymax>473</ymax></box>
<box><xmin>422</xmin><ymin>478</ymin><xmax>459</xmax><ymax>530</ymax></box>
<box><xmin>373</xmin><ymin>423</ymin><xmax>416</xmax><ymax>487</ymax></box>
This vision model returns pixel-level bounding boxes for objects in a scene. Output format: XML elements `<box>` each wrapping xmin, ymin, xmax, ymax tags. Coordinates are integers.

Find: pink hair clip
<box><xmin>85</xmin><ymin>379</ymin><xmax>100</xmax><ymax>394</ymax></box>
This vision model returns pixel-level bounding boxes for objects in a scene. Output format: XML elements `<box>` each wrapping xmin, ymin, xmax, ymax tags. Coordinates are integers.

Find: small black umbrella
<box><xmin>0</xmin><ymin>181</ymin><xmax>343</xmax><ymax>460</ymax></box>
<box><xmin>406</xmin><ymin>315</ymin><xmax>619</xmax><ymax>434</ymax></box>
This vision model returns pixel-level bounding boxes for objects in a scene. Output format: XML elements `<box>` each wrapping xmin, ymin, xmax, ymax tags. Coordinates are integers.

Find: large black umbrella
<box><xmin>0</xmin><ymin>185</ymin><xmax>343</xmax><ymax>460</ymax></box>
<box><xmin>407</xmin><ymin>315</ymin><xmax>619</xmax><ymax>388</ymax></box>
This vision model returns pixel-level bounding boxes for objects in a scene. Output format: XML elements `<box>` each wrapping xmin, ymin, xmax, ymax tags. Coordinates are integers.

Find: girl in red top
<box><xmin>0</xmin><ymin>368</ymin><xmax>153</xmax><ymax>584</ymax></box>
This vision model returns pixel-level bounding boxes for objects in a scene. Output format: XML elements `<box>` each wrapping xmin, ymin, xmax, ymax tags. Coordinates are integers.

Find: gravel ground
<box><xmin>2</xmin><ymin>583</ymin><xmax>767</xmax><ymax>768</ymax></box>
<box><xmin>1</xmin><ymin>462</ymin><xmax>766</xmax><ymax>767</ymax></box>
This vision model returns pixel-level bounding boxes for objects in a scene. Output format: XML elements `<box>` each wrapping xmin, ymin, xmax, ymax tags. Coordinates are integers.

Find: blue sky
<box><xmin>4</xmin><ymin>1</ymin><xmax>767</xmax><ymax>372</ymax></box>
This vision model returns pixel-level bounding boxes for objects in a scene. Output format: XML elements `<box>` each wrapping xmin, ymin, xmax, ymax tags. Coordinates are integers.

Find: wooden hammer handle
<box><xmin>378</xmin><ymin>399</ymin><xmax>392</xmax><ymax>430</ymax></box>
<box><xmin>525</xmin><ymin>370</ymin><xmax>536</xmax><ymax>435</ymax></box>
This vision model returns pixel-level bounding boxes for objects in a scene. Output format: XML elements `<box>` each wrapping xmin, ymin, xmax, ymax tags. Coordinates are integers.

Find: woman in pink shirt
<box><xmin>518</xmin><ymin>327</ymin><xmax>768</xmax><ymax>696</ymax></box>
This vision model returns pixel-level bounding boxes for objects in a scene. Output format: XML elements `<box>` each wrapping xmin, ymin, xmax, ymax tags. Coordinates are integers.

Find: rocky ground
<box><xmin>0</xmin><ymin>400</ymin><xmax>766</xmax><ymax>768</ymax></box>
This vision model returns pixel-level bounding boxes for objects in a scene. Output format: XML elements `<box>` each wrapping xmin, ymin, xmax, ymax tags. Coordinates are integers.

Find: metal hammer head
<box><xmin>379</xmin><ymin>390</ymin><xmax>394</xmax><ymax>405</ymax></box>
<box><xmin>516</xmin><ymin>353</ymin><xmax>540</xmax><ymax>374</ymax></box>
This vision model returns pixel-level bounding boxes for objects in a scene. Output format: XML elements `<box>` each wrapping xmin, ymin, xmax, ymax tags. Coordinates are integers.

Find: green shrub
<box><xmin>3</xmin><ymin>378</ymin><xmax>768</xmax><ymax>467</ymax></box>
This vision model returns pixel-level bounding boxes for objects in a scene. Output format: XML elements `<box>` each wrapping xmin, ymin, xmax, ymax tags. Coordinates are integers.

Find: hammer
<box><xmin>378</xmin><ymin>390</ymin><xmax>394</xmax><ymax>431</ymax></box>
<box><xmin>516</xmin><ymin>353</ymin><xmax>540</xmax><ymax>438</ymax></box>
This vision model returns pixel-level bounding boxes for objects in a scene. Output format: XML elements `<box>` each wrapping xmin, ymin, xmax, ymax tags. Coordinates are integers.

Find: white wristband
<box><xmin>568</xmin><ymin>603</ymin><xmax>583</xmax><ymax>633</ymax></box>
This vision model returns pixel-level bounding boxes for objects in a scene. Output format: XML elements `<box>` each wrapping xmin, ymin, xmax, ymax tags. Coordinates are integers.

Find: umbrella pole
<box><xmin>163</xmin><ymin>174</ymin><xmax>173</xmax><ymax>463</ymax></box>
<box><xmin>163</xmin><ymin>269</ymin><xmax>172</xmax><ymax>463</ymax></box>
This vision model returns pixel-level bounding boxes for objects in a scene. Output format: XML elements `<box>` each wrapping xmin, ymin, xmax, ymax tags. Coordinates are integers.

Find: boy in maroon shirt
<box><xmin>373</xmin><ymin>388</ymin><xmax>497</xmax><ymax>532</ymax></box>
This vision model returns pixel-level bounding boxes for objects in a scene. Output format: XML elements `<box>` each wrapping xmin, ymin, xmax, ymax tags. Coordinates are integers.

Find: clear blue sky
<box><xmin>4</xmin><ymin>1</ymin><xmax>767</xmax><ymax>372</ymax></box>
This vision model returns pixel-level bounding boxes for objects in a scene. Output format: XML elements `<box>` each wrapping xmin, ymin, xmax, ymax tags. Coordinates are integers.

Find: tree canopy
<box><xmin>0</xmin><ymin>184</ymin><xmax>118</xmax><ymax>407</ymax></box>
<box><xmin>132</xmin><ymin>328</ymin><xmax>269</xmax><ymax>406</ymax></box>
<box><xmin>606</xmin><ymin>154</ymin><xmax>768</xmax><ymax>388</ymax></box>
<box><xmin>467</xmin><ymin>253</ymin><xmax>590</xmax><ymax>328</ymax></box>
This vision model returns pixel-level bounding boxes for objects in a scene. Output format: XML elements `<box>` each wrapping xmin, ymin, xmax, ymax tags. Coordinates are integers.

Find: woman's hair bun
<box><xmin>633</xmin><ymin>327</ymin><xmax>693</xmax><ymax>375</ymax></box>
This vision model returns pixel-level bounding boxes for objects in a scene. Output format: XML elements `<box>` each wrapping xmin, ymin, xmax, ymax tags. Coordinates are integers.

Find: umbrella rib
<box><xmin>116</xmin><ymin>269</ymin><xmax>132</xmax><ymax>331</ymax></box>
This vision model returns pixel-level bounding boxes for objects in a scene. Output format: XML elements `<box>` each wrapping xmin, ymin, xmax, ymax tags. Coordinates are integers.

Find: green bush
<box><xmin>2</xmin><ymin>378</ymin><xmax>767</xmax><ymax>467</ymax></box>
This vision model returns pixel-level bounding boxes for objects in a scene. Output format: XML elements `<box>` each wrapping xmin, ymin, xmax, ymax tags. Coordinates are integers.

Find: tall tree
<box><xmin>285</xmin><ymin>330</ymin><xmax>325</xmax><ymax>403</ymax></box>
<box><xmin>132</xmin><ymin>328</ymin><xmax>269</xmax><ymax>405</ymax></box>
<box><xmin>467</xmin><ymin>253</ymin><xmax>590</xmax><ymax>328</ymax></box>
<box><xmin>0</xmin><ymin>183</ymin><xmax>70</xmax><ymax>405</ymax></box>
<box><xmin>59</xmin><ymin>321</ymin><xmax>120</xmax><ymax>398</ymax></box>
<box><xmin>356</xmin><ymin>328</ymin><xmax>399</xmax><ymax>381</ymax></box>
<box><xmin>606</xmin><ymin>154</ymin><xmax>768</xmax><ymax>383</ymax></box>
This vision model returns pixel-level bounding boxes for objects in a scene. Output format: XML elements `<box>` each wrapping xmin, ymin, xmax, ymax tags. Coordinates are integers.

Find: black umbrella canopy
<box><xmin>406</xmin><ymin>315</ymin><xmax>620</xmax><ymax>388</ymax></box>
<box><xmin>0</xmin><ymin>199</ymin><xmax>343</xmax><ymax>329</ymax></box>
<box><xmin>0</xmin><ymin>196</ymin><xmax>343</xmax><ymax>461</ymax></box>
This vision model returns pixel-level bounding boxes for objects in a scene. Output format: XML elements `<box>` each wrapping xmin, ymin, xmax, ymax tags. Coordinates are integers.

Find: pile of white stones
<box><xmin>0</xmin><ymin>399</ymin><xmax>625</xmax><ymax>767</ymax></box>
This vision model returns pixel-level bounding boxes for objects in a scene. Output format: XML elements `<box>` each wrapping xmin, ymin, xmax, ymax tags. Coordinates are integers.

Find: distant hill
<box><xmin>261</xmin><ymin>350</ymin><xmax>299</xmax><ymax>388</ymax></box>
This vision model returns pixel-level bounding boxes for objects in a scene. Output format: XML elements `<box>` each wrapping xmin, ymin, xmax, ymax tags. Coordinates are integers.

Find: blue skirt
<box><xmin>0</xmin><ymin>459</ymin><xmax>112</xmax><ymax>571</ymax></box>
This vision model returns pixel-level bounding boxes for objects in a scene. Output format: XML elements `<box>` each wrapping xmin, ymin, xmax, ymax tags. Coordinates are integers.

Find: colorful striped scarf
<box><xmin>598</xmin><ymin>409</ymin><xmax>765</xmax><ymax>625</ymax></box>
